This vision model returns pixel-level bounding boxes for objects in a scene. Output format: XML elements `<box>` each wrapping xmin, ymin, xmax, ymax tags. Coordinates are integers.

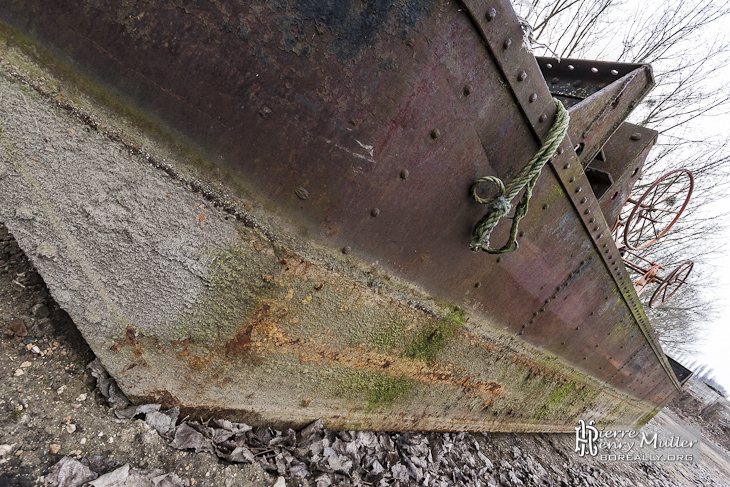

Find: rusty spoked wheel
<box><xmin>649</xmin><ymin>260</ymin><xmax>693</xmax><ymax>308</ymax></box>
<box><xmin>623</xmin><ymin>169</ymin><xmax>694</xmax><ymax>250</ymax></box>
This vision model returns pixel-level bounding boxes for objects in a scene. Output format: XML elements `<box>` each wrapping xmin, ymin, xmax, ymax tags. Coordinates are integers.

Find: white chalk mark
<box><xmin>324</xmin><ymin>139</ymin><xmax>375</xmax><ymax>164</ymax></box>
<box><xmin>355</xmin><ymin>140</ymin><xmax>375</xmax><ymax>157</ymax></box>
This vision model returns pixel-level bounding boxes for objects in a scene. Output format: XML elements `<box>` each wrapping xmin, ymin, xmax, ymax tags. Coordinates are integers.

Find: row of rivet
<box><xmin>482</xmin><ymin>4</ymin><xmax>676</xmax><ymax>391</ymax></box>
<box><xmin>470</xmin><ymin>2</ymin><xmax>548</xmax><ymax>130</ymax></box>
<box><xmin>518</xmin><ymin>255</ymin><xmax>595</xmax><ymax>336</ymax></box>
<box><xmin>469</xmin><ymin>2</ymin><xmax>679</xmax><ymax>390</ymax></box>
<box><xmin>536</xmin><ymin>111</ymin><xmax>654</xmax><ymax>332</ymax></box>
<box><xmin>469</xmin><ymin>5</ymin><xmax>652</xmax><ymax>323</ymax></box>
<box><xmin>548</xmin><ymin>144</ymin><xmax>653</xmax><ymax>335</ymax></box>
<box><xmin>543</xmin><ymin>62</ymin><xmax>621</xmax><ymax>77</ymax></box>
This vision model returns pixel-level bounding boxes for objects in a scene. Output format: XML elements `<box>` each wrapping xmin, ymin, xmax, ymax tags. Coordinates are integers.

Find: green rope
<box><xmin>470</xmin><ymin>98</ymin><xmax>570</xmax><ymax>254</ymax></box>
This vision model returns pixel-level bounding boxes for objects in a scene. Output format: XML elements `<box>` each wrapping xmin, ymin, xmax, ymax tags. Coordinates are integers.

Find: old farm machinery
<box><xmin>613</xmin><ymin>169</ymin><xmax>694</xmax><ymax>308</ymax></box>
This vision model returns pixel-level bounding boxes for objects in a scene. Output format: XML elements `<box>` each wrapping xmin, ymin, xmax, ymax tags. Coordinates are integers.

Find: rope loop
<box><xmin>470</xmin><ymin>176</ymin><xmax>506</xmax><ymax>205</ymax></box>
<box><xmin>470</xmin><ymin>98</ymin><xmax>570</xmax><ymax>254</ymax></box>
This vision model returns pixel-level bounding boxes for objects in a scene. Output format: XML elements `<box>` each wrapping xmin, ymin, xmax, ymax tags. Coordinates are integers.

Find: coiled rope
<box><xmin>470</xmin><ymin>98</ymin><xmax>570</xmax><ymax>254</ymax></box>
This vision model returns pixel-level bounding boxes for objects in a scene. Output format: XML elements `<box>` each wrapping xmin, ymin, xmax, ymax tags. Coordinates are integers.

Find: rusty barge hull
<box><xmin>0</xmin><ymin>0</ymin><xmax>680</xmax><ymax>432</ymax></box>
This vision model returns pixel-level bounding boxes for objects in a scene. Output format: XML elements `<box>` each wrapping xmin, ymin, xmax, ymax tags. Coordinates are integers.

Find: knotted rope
<box><xmin>470</xmin><ymin>98</ymin><xmax>570</xmax><ymax>254</ymax></box>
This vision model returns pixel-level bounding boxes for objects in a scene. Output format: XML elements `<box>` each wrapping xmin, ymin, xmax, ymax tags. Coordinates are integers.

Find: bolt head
<box><xmin>371</xmin><ymin>208</ymin><xmax>380</xmax><ymax>217</ymax></box>
<box><xmin>342</xmin><ymin>246</ymin><xmax>352</xmax><ymax>255</ymax></box>
<box><xmin>486</xmin><ymin>8</ymin><xmax>497</xmax><ymax>20</ymax></box>
<box><xmin>295</xmin><ymin>187</ymin><xmax>309</xmax><ymax>200</ymax></box>
<box><xmin>400</xmin><ymin>169</ymin><xmax>409</xmax><ymax>179</ymax></box>
<box><xmin>430</xmin><ymin>128</ymin><xmax>441</xmax><ymax>139</ymax></box>
<box><xmin>539</xmin><ymin>114</ymin><xmax>547</xmax><ymax>123</ymax></box>
<box><xmin>630</xmin><ymin>132</ymin><xmax>642</xmax><ymax>141</ymax></box>
<box><xmin>518</xmin><ymin>71</ymin><xmax>527</xmax><ymax>82</ymax></box>
<box><xmin>503</xmin><ymin>38</ymin><xmax>512</xmax><ymax>49</ymax></box>
<box><xmin>529</xmin><ymin>93</ymin><xmax>537</xmax><ymax>103</ymax></box>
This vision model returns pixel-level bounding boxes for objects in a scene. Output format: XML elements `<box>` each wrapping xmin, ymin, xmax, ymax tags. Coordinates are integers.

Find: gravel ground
<box><xmin>1</xmin><ymin>222</ymin><xmax>729</xmax><ymax>487</ymax></box>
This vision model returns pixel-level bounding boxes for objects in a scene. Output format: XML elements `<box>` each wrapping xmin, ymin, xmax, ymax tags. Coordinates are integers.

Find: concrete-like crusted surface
<box><xmin>3</xmin><ymin>222</ymin><xmax>730</xmax><ymax>487</ymax></box>
<box><xmin>0</xmin><ymin>35</ymin><xmax>660</xmax><ymax>433</ymax></box>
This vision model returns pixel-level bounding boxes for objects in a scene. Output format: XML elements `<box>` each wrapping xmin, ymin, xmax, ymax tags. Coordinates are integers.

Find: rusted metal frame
<box><xmin>594</xmin><ymin>124</ymin><xmax>656</xmax><ymax>230</ymax></box>
<box><xmin>537</xmin><ymin>57</ymin><xmax>655</xmax><ymax>169</ymax></box>
<box><xmin>569</xmin><ymin>67</ymin><xmax>653</xmax><ymax>168</ymax></box>
<box><xmin>536</xmin><ymin>57</ymin><xmax>648</xmax><ymax>108</ymax></box>
<box><xmin>548</xmin><ymin>143</ymin><xmax>680</xmax><ymax>394</ymax></box>
<box><xmin>456</xmin><ymin>0</ymin><xmax>681</xmax><ymax>392</ymax></box>
<box><xmin>457</xmin><ymin>0</ymin><xmax>555</xmax><ymax>140</ymax></box>
<box><xmin>552</xmin><ymin>150</ymin><xmax>680</xmax><ymax>391</ymax></box>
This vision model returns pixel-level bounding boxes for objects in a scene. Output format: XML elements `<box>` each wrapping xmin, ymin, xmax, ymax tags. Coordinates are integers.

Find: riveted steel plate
<box><xmin>537</xmin><ymin>57</ymin><xmax>655</xmax><ymax>168</ymax></box>
<box><xmin>592</xmin><ymin>123</ymin><xmax>657</xmax><ymax>229</ymax></box>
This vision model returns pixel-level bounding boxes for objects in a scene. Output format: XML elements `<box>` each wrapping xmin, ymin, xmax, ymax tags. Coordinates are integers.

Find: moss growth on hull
<box><xmin>339</xmin><ymin>370</ymin><xmax>413</xmax><ymax>407</ymax></box>
<box><xmin>404</xmin><ymin>321</ymin><xmax>456</xmax><ymax>363</ymax></box>
<box><xmin>367</xmin><ymin>375</ymin><xmax>413</xmax><ymax>405</ymax></box>
<box><xmin>534</xmin><ymin>380</ymin><xmax>599</xmax><ymax>421</ymax></box>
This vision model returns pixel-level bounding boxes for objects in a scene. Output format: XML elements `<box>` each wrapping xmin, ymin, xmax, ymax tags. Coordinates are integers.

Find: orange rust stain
<box><xmin>125</xmin><ymin>326</ymin><xmax>138</xmax><ymax>345</ymax></box>
<box><xmin>110</xmin><ymin>325</ymin><xmax>145</xmax><ymax>358</ymax></box>
<box><xmin>223</xmin><ymin>303</ymin><xmax>289</xmax><ymax>358</ymax></box>
<box><xmin>224</xmin><ymin>323</ymin><xmax>255</xmax><ymax>355</ymax></box>
<box><xmin>296</xmin><ymin>343</ymin><xmax>502</xmax><ymax>401</ymax></box>
<box><xmin>278</xmin><ymin>256</ymin><xmax>312</xmax><ymax>276</ymax></box>
<box><xmin>461</xmin><ymin>327</ymin><xmax>567</xmax><ymax>384</ymax></box>
<box><xmin>189</xmin><ymin>355</ymin><xmax>209</xmax><ymax>370</ymax></box>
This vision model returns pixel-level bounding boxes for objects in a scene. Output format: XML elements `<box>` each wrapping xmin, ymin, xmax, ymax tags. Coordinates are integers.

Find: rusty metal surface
<box><xmin>0</xmin><ymin>0</ymin><xmax>679</xmax><ymax>421</ymax></box>
<box><xmin>592</xmin><ymin>123</ymin><xmax>657</xmax><ymax>229</ymax></box>
<box><xmin>538</xmin><ymin>58</ymin><xmax>647</xmax><ymax>107</ymax></box>
<box><xmin>537</xmin><ymin>57</ymin><xmax>655</xmax><ymax>169</ymax></box>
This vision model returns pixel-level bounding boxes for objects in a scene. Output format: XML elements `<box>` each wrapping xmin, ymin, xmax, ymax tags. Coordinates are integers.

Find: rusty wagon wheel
<box><xmin>649</xmin><ymin>260</ymin><xmax>694</xmax><ymax>308</ymax></box>
<box><xmin>623</xmin><ymin>169</ymin><xmax>694</xmax><ymax>250</ymax></box>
